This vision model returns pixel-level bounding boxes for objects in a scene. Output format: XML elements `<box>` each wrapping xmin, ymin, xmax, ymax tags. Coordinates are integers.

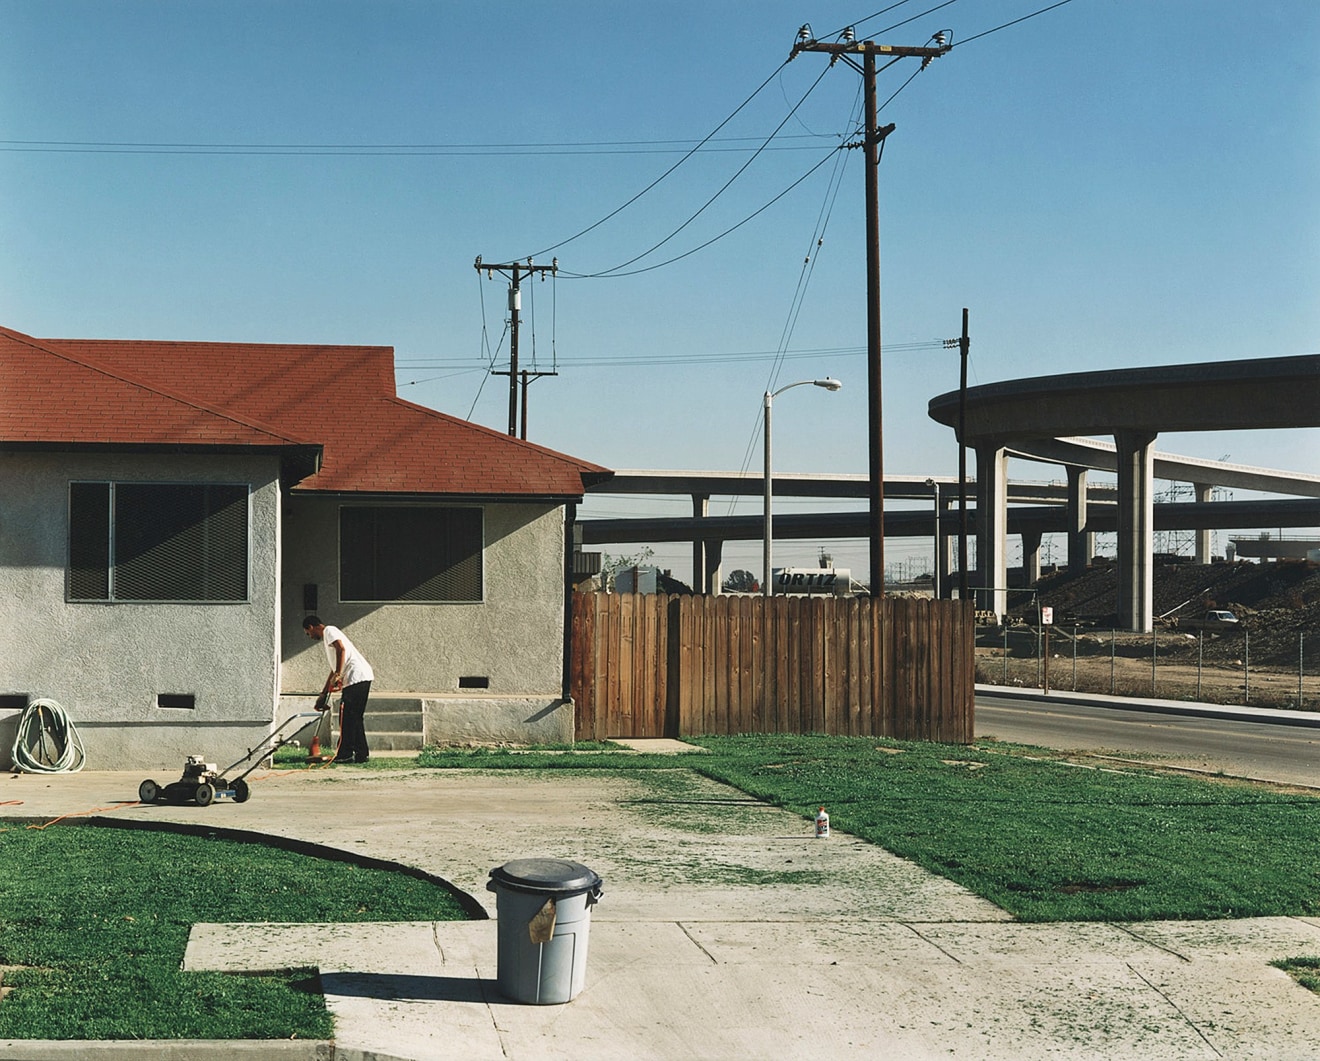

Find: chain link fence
<box><xmin>976</xmin><ymin>624</ymin><xmax>1319</xmax><ymax>711</ymax></box>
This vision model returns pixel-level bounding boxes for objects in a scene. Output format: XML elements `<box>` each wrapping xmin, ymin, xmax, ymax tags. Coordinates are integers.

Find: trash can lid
<box><xmin>488</xmin><ymin>858</ymin><xmax>602</xmax><ymax>896</ymax></box>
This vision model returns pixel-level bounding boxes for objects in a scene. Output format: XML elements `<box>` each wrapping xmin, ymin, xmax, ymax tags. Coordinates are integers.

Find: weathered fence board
<box><xmin>572</xmin><ymin>592</ymin><xmax>974</xmax><ymax>743</ymax></box>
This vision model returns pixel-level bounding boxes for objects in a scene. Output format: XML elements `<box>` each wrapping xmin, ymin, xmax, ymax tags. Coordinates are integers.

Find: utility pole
<box><xmin>944</xmin><ymin>308</ymin><xmax>970</xmax><ymax>601</ymax></box>
<box><xmin>473</xmin><ymin>256</ymin><xmax>558</xmax><ymax>437</ymax></box>
<box><xmin>789</xmin><ymin>26</ymin><xmax>951</xmax><ymax>598</ymax></box>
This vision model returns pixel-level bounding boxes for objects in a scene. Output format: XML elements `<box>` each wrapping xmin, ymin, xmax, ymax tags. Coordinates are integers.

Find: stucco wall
<box><xmin>280</xmin><ymin>497</ymin><xmax>566</xmax><ymax>697</ymax></box>
<box><xmin>0</xmin><ymin>451</ymin><xmax>283</xmax><ymax>769</ymax></box>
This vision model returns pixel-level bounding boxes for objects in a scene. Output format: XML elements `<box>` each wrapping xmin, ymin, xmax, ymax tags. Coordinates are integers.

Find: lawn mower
<box><xmin>137</xmin><ymin>710</ymin><xmax>324</xmax><ymax>807</ymax></box>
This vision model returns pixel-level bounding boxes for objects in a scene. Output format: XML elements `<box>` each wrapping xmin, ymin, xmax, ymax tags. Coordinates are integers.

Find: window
<box><xmin>68</xmin><ymin>482</ymin><xmax>249</xmax><ymax>602</ymax></box>
<box><xmin>340</xmin><ymin>506</ymin><xmax>482</xmax><ymax>603</ymax></box>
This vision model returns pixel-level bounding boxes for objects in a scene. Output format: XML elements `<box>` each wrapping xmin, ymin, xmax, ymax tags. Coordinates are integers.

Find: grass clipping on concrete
<box><xmin>686</xmin><ymin>735</ymin><xmax>1320</xmax><ymax>922</ymax></box>
<box><xmin>420</xmin><ymin>734</ymin><xmax>1320</xmax><ymax>923</ymax></box>
<box><xmin>0</xmin><ymin>823</ymin><xmax>468</xmax><ymax>1041</ymax></box>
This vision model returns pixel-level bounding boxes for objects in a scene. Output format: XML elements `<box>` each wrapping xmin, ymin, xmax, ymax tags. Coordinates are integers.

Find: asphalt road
<box><xmin>975</xmin><ymin>691</ymin><xmax>1320</xmax><ymax>790</ymax></box>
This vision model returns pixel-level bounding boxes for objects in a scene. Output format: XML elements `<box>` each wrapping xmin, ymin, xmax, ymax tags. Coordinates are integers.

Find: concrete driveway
<box><xmin>4</xmin><ymin>762</ymin><xmax>1320</xmax><ymax>1059</ymax></box>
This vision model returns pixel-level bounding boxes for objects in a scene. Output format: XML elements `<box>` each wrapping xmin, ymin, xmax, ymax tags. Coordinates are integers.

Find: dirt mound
<box><xmin>1006</xmin><ymin>560</ymin><xmax>1320</xmax><ymax>667</ymax></box>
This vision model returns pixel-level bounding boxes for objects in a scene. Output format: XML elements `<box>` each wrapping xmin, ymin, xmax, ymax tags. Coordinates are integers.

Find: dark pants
<box><xmin>338</xmin><ymin>680</ymin><xmax>371</xmax><ymax>762</ymax></box>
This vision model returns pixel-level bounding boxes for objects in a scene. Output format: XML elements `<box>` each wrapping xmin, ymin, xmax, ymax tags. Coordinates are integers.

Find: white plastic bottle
<box><xmin>815</xmin><ymin>806</ymin><xmax>830</xmax><ymax>838</ymax></box>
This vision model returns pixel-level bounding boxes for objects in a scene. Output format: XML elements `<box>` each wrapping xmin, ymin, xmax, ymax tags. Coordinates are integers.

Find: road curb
<box><xmin>975</xmin><ymin>684</ymin><xmax>1320</xmax><ymax>729</ymax></box>
<box><xmin>0</xmin><ymin>1042</ymin><xmax>334</xmax><ymax>1060</ymax></box>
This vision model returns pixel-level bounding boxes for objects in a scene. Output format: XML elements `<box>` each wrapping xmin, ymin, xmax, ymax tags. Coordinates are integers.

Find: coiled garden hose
<box><xmin>10</xmin><ymin>698</ymin><xmax>87</xmax><ymax>773</ymax></box>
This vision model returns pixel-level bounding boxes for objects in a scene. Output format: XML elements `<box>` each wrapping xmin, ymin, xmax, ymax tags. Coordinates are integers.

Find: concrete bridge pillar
<box><xmin>1193</xmin><ymin>482</ymin><xmax>1214</xmax><ymax>563</ymax></box>
<box><xmin>703</xmin><ymin>539</ymin><xmax>724</xmax><ymax>594</ymax></box>
<box><xmin>691</xmin><ymin>494</ymin><xmax>713</xmax><ymax>591</ymax></box>
<box><xmin>1116</xmin><ymin>430</ymin><xmax>1157</xmax><ymax>632</ymax></box>
<box><xmin>1066</xmin><ymin>465</ymin><xmax>1092</xmax><ymax>572</ymax></box>
<box><xmin>1021</xmin><ymin>529</ymin><xmax>1043</xmax><ymax>585</ymax></box>
<box><xmin>935</xmin><ymin>494</ymin><xmax>951</xmax><ymax>599</ymax></box>
<box><xmin>975</xmin><ymin>441</ymin><xmax>1009</xmax><ymax>617</ymax></box>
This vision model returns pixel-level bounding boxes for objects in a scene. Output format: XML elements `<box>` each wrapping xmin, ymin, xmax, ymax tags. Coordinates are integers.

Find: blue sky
<box><xmin>2</xmin><ymin>1</ymin><xmax>1316</xmax><ymax>582</ymax></box>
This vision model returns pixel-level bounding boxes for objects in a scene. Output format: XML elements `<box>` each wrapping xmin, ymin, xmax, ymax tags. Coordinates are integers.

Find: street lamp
<box><xmin>763</xmin><ymin>378</ymin><xmax>843</xmax><ymax>596</ymax></box>
<box><xmin>925</xmin><ymin>477</ymin><xmax>940</xmax><ymax>599</ymax></box>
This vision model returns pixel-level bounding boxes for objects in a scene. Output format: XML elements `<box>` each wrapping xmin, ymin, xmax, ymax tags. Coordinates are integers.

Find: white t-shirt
<box><xmin>321</xmin><ymin>625</ymin><xmax>375</xmax><ymax>687</ymax></box>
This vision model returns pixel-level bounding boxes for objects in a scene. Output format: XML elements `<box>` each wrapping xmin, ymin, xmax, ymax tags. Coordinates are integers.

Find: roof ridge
<box><xmin>1</xmin><ymin>325</ymin><xmax>317</xmax><ymax>446</ymax></box>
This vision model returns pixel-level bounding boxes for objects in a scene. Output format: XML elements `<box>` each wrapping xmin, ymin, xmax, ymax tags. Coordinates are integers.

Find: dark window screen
<box><xmin>340</xmin><ymin>506</ymin><xmax>482</xmax><ymax>602</ymax></box>
<box><xmin>69</xmin><ymin>482</ymin><xmax>249</xmax><ymax>602</ymax></box>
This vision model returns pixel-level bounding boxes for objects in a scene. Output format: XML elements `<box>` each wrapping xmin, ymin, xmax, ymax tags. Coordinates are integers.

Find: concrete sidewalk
<box><xmin>4</xmin><ymin>764</ymin><xmax>1320</xmax><ymax>1059</ymax></box>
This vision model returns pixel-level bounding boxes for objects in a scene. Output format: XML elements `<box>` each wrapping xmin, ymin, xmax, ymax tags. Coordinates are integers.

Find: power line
<box><xmin>525</xmin><ymin>58</ymin><xmax>795</xmax><ymax>259</ymax></box>
<box><xmin>395</xmin><ymin>340</ymin><xmax>945</xmax><ymax>371</ymax></box>
<box><xmin>465</xmin><ymin>270</ymin><xmax>508</xmax><ymax>422</ymax></box>
<box><xmin>953</xmin><ymin>0</ymin><xmax>1079</xmax><ymax>48</ymax></box>
<box><xmin>563</xmin><ymin>147</ymin><xmax>842</xmax><ymax>279</ymax></box>
<box><xmin>565</xmin><ymin>61</ymin><xmax>836</xmax><ymax>278</ymax></box>
<box><xmin>819</xmin><ymin>0</ymin><xmax>1082</xmax><ymax>60</ymax></box>
<box><xmin>730</xmin><ymin>85</ymin><xmax>861</xmax><ymax>500</ymax></box>
<box><xmin>0</xmin><ymin>134</ymin><xmax>833</xmax><ymax>157</ymax></box>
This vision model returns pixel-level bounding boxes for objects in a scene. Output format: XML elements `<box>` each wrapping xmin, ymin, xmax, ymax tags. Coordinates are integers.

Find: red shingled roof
<box><xmin>3</xmin><ymin>326</ymin><xmax>608</xmax><ymax>498</ymax></box>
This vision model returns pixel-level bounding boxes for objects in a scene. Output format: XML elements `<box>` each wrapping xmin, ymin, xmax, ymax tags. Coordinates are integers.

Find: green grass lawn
<box><xmin>0</xmin><ymin>823</ymin><xmax>469</xmax><ymax>1040</ymax></box>
<box><xmin>688</xmin><ymin>735</ymin><xmax>1320</xmax><ymax>922</ymax></box>
<box><xmin>9</xmin><ymin>733</ymin><xmax>1320</xmax><ymax>1040</ymax></box>
<box><xmin>417</xmin><ymin>734</ymin><xmax>1320</xmax><ymax>923</ymax></box>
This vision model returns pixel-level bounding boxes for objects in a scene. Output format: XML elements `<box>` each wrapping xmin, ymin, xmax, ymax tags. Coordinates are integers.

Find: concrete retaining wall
<box><xmin>422</xmin><ymin>696</ymin><xmax>573</xmax><ymax>745</ymax></box>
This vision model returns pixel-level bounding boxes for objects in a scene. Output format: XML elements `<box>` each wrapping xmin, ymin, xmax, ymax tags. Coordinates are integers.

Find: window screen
<box><xmin>69</xmin><ymin>482</ymin><xmax>249</xmax><ymax>602</ymax></box>
<box><xmin>340</xmin><ymin>506</ymin><xmax>483</xmax><ymax>602</ymax></box>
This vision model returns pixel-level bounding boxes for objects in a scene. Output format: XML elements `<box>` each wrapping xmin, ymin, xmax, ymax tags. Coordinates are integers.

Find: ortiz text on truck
<box><xmin>772</xmin><ymin>568</ymin><xmax>852</xmax><ymax>595</ymax></box>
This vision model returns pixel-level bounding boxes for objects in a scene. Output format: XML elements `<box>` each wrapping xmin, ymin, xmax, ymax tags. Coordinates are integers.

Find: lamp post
<box><xmin>763</xmin><ymin>378</ymin><xmax>843</xmax><ymax>596</ymax></box>
<box><xmin>925</xmin><ymin>477</ymin><xmax>942</xmax><ymax>599</ymax></box>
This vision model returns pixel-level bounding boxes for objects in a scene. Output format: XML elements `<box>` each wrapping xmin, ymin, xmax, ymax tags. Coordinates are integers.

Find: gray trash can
<box><xmin>486</xmin><ymin>858</ymin><xmax>603</xmax><ymax>1004</ymax></box>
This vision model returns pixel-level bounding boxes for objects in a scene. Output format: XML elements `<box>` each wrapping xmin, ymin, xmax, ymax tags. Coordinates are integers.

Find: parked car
<box><xmin>1181</xmin><ymin>609</ymin><xmax>1240</xmax><ymax>630</ymax></box>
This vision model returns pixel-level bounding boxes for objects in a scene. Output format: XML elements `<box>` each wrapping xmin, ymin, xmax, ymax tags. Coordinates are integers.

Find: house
<box><xmin>0</xmin><ymin>325</ymin><xmax>609</xmax><ymax>769</ymax></box>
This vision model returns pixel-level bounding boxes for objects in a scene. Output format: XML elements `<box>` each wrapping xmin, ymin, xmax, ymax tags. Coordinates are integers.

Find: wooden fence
<box><xmin>571</xmin><ymin>592</ymin><xmax>974</xmax><ymax>743</ymax></box>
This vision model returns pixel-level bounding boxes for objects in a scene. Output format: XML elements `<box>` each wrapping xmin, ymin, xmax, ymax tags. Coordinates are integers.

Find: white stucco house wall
<box><xmin>0</xmin><ymin>325</ymin><xmax>609</xmax><ymax>770</ymax></box>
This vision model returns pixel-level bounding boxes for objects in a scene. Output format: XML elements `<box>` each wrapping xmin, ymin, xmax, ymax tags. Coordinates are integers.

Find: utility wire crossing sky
<box><xmin>1</xmin><ymin>1</ymin><xmax>1315</xmax><ymax>582</ymax></box>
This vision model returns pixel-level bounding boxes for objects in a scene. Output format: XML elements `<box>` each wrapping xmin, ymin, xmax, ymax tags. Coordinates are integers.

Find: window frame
<box><xmin>337</xmin><ymin>503</ymin><xmax>485</xmax><ymax>605</ymax></box>
<box><xmin>66</xmin><ymin>480</ymin><xmax>253</xmax><ymax>604</ymax></box>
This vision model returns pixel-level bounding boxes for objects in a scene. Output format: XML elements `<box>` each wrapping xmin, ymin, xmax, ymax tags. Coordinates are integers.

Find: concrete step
<box><xmin>328</xmin><ymin>696</ymin><xmax>424</xmax><ymax>752</ymax></box>
<box><xmin>362</xmin><ymin>731</ymin><xmax>424</xmax><ymax>752</ymax></box>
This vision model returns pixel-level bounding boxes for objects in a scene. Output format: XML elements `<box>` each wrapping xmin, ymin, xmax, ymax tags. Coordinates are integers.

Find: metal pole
<box><xmin>1072</xmin><ymin>623</ymin><xmax>1078</xmax><ymax>692</ymax></box>
<box><xmin>958</xmin><ymin>308</ymin><xmax>969</xmax><ymax>600</ymax></box>
<box><xmin>760</xmin><ymin>379</ymin><xmax>840</xmax><ymax>595</ymax></box>
<box><xmin>561</xmin><ymin>501</ymin><xmax>576</xmax><ymax>702</ymax></box>
<box><xmin>1244</xmin><ymin>627</ymin><xmax>1250</xmax><ymax>705</ymax></box>
<box><xmin>1111</xmin><ymin>628</ymin><xmax>1116</xmax><ymax>695</ymax></box>
<box><xmin>1151</xmin><ymin>631</ymin><xmax>1157</xmax><ymax>696</ymax></box>
<box><xmin>1036</xmin><ymin>617</ymin><xmax>1042</xmax><ymax>689</ymax></box>
<box><xmin>762</xmin><ymin>390</ymin><xmax>773</xmax><ymax>597</ymax></box>
<box><xmin>1197</xmin><ymin>629</ymin><xmax>1204</xmax><ymax>700</ymax></box>
<box><xmin>926</xmin><ymin>478</ymin><xmax>940</xmax><ymax>598</ymax></box>
<box><xmin>1301</xmin><ymin>632</ymin><xmax>1306</xmax><ymax>709</ymax></box>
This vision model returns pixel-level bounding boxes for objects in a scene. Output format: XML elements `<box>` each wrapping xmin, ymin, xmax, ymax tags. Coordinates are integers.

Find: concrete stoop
<box><xmin>330</xmin><ymin>696</ymin><xmax>424</xmax><ymax>753</ymax></box>
<box><xmin>284</xmin><ymin>692</ymin><xmax>576</xmax><ymax>752</ymax></box>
